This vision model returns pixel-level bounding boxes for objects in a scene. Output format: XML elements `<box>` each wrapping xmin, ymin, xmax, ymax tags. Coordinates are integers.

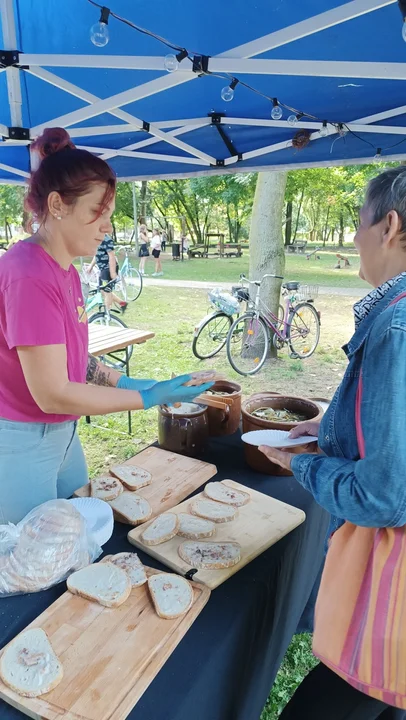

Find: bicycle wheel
<box><xmin>122</xmin><ymin>266</ymin><xmax>143</xmax><ymax>302</ymax></box>
<box><xmin>288</xmin><ymin>302</ymin><xmax>320</xmax><ymax>359</ymax></box>
<box><xmin>226</xmin><ymin>313</ymin><xmax>269</xmax><ymax>376</ymax></box>
<box><xmin>192</xmin><ymin>312</ymin><xmax>232</xmax><ymax>360</ymax></box>
<box><xmin>88</xmin><ymin>311</ymin><xmax>134</xmax><ymax>368</ymax></box>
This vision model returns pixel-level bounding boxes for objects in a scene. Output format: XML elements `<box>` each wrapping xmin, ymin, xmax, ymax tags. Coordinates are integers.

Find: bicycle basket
<box><xmin>208</xmin><ymin>288</ymin><xmax>240</xmax><ymax>316</ymax></box>
<box><xmin>297</xmin><ymin>284</ymin><xmax>319</xmax><ymax>301</ymax></box>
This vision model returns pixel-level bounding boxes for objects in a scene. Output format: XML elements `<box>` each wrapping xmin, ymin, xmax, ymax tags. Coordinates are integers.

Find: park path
<box><xmin>142</xmin><ymin>277</ymin><xmax>364</xmax><ymax>298</ymax></box>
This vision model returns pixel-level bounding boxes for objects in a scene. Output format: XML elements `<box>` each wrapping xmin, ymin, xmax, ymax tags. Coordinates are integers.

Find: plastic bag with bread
<box><xmin>0</xmin><ymin>499</ymin><xmax>101</xmax><ymax>597</ymax></box>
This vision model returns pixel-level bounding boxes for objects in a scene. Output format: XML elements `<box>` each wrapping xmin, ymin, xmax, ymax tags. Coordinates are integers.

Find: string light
<box><xmin>90</xmin><ymin>6</ymin><xmax>110</xmax><ymax>46</ymax></box>
<box><xmin>399</xmin><ymin>0</ymin><xmax>406</xmax><ymax>40</ymax></box>
<box><xmin>373</xmin><ymin>148</ymin><xmax>382</xmax><ymax>163</ymax></box>
<box><xmin>221</xmin><ymin>78</ymin><xmax>239</xmax><ymax>102</ymax></box>
<box><xmin>86</xmin><ymin>0</ymin><xmax>406</xmax><ymax>165</ymax></box>
<box><xmin>271</xmin><ymin>99</ymin><xmax>283</xmax><ymax>120</ymax></box>
<box><xmin>164</xmin><ymin>49</ymin><xmax>188</xmax><ymax>72</ymax></box>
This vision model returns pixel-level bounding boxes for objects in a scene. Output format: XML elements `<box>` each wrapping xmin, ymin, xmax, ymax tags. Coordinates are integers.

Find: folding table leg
<box><xmin>126</xmin><ymin>347</ymin><xmax>132</xmax><ymax>435</ymax></box>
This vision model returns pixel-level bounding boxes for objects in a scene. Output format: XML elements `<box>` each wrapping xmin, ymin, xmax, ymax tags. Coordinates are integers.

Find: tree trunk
<box><xmin>284</xmin><ymin>199</ymin><xmax>293</xmax><ymax>246</ymax></box>
<box><xmin>338</xmin><ymin>212</ymin><xmax>345</xmax><ymax>247</ymax></box>
<box><xmin>249</xmin><ymin>171</ymin><xmax>287</xmax><ymax>358</ymax></box>
<box><xmin>292</xmin><ymin>188</ymin><xmax>304</xmax><ymax>242</ymax></box>
<box><xmin>139</xmin><ymin>181</ymin><xmax>148</xmax><ymax>225</ymax></box>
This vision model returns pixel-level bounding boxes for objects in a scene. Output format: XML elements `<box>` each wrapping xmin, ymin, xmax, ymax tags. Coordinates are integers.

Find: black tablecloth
<box><xmin>0</xmin><ymin>432</ymin><xmax>329</xmax><ymax>720</ymax></box>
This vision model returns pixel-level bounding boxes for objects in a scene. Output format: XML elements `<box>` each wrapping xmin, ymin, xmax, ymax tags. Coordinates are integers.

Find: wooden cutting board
<box><xmin>75</xmin><ymin>447</ymin><xmax>217</xmax><ymax>525</ymax></box>
<box><xmin>0</xmin><ymin>566</ymin><xmax>210</xmax><ymax>720</ymax></box>
<box><xmin>128</xmin><ymin>480</ymin><xmax>306</xmax><ymax>589</ymax></box>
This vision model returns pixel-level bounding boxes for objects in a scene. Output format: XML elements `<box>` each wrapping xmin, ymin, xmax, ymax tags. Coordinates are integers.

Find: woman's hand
<box><xmin>139</xmin><ymin>374</ymin><xmax>214</xmax><ymax>410</ymax></box>
<box><xmin>289</xmin><ymin>420</ymin><xmax>321</xmax><ymax>439</ymax></box>
<box><xmin>258</xmin><ymin>446</ymin><xmax>295</xmax><ymax>471</ymax></box>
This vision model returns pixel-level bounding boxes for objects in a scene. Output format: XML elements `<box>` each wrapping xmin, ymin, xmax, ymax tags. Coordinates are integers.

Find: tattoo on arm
<box><xmin>86</xmin><ymin>354</ymin><xmax>114</xmax><ymax>387</ymax></box>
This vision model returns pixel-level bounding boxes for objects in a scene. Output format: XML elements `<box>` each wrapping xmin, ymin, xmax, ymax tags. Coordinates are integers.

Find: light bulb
<box><xmin>373</xmin><ymin>149</ymin><xmax>382</xmax><ymax>163</ymax></box>
<box><xmin>164</xmin><ymin>54</ymin><xmax>179</xmax><ymax>73</ymax></box>
<box><xmin>288</xmin><ymin>114</ymin><xmax>298</xmax><ymax>126</ymax></box>
<box><xmin>271</xmin><ymin>104</ymin><xmax>283</xmax><ymax>120</ymax></box>
<box><xmin>90</xmin><ymin>21</ymin><xmax>109</xmax><ymax>47</ymax></box>
<box><xmin>221</xmin><ymin>85</ymin><xmax>235</xmax><ymax>102</ymax></box>
<box><xmin>402</xmin><ymin>20</ymin><xmax>406</xmax><ymax>42</ymax></box>
<box><xmin>320</xmin><ymin>121</ymin><xmax>328</xmax><ymax>138</ymax></box>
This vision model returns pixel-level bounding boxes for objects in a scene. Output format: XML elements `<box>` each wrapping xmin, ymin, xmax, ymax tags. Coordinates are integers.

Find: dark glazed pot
<box><xmin>206</xmin><ymin>380</ymin><xmax>242</xmax><ymax>437</ymax></box>
<box><xmin>241</xmin><ymin>393</ymin><xmax>322</xmax><ymax>476</ymax></box>
<box><xmin>158</xmin><ymin>403</ymin><xmax>209</xmax><ymax>458</ymax></box>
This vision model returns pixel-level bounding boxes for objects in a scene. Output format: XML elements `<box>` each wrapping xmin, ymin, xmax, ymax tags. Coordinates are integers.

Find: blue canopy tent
<box><xmin>0</xmin><ymin>0</ymin><xmax>406</xmax><ymax>184</ymax></box>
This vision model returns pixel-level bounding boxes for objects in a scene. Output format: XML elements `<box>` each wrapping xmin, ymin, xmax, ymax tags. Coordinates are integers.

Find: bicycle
<box><xmin>80</xmin><ymin>246</ymin><xmax>143</xmax><ymax>305</ymax></box>
<box><xmin>226</xmin><ymin>274</ymin><xmax>321</xmax><ymax>376</ymax></box>
<box><xmin>192</xmin><ymin>287</ymin><xmax>246</xmax><ymax>360</ymax></box>
<box><xmin>115</xmin><ymin>245</ymin><xmax>143</xmax><ymax>302</ymax></box>
<box><xmin>84</xmin><ymin>280</ymin><xmax>133</xmax><ymax>369</ymax></box>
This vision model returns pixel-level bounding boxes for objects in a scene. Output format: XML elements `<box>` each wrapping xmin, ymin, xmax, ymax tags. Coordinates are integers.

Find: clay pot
<box><xmin>241</xmin><ymin>393</ymin><xmax>322</xmax><ymax>476</ymax></box>
<box><xmin>206</xmin><ymin>380</ymin><xmax>242</xmax><ymax>437</ymax></box>
<box><xmin>158</xmin><ymin>403</ymin><xmax>209</xmax><ymax>458</ymax></box>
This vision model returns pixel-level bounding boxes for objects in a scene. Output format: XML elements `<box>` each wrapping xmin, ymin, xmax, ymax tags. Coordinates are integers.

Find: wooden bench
<box><xmin>287</xmin><ymin>242</ymin><xmax>307</xmax><ymax>254</ymax></box>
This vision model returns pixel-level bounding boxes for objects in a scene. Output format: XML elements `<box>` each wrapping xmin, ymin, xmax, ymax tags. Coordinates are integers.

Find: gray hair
<box><xmin>365</xmin><ymin>167</ymin><xmax>406</xmax><ymax>234</ymax></box>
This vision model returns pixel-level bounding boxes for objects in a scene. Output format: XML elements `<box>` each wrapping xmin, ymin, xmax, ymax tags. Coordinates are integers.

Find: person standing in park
<box><xmin>138</xmin><ymin>223</ymin><xmax>149</xmax><ymax>276</ymax></box>
<box><xmin>87</xmin><ymin>234</ymin><xmax>127</xmax><ymax>313</ymax></box>
<box><xmin>151</xmin><ymin>227</ymin><xmax>163</xmax><ymax>276</ymax></box>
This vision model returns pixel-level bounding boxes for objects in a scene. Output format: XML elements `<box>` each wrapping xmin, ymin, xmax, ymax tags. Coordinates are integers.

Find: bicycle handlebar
<box><xmin>88</xmin><ymin>279</ymin><xmax>117</xmax><ymax>296</ymax></box>
<box><xmin>240</xmin><ymin>273</ymin><xmax>284</xmax><ymax>285</ymax></box>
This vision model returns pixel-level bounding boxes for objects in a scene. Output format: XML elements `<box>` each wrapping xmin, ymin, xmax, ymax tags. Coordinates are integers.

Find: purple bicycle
<box><xmin>226</xmin><ymin>274</ymin><xmax>321</xmax><ymax>376</ymax></box>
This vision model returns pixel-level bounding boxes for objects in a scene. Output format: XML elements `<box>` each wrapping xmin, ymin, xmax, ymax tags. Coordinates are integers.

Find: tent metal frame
<box><xmin>0</xmin><ymin>0</ymin><xmax>405</xmax><ymax>181</ymax></box>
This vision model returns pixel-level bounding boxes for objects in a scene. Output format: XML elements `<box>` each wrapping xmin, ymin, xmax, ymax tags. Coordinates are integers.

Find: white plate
<box><xmin>241</xmin><ymin>429</ymin><xmax>319</xmax><ymax>448</ymax></box>
<box><xmin>68</xmin><ymin>497</ymin><xmax>114</xmax><ymax>547</ymax></box>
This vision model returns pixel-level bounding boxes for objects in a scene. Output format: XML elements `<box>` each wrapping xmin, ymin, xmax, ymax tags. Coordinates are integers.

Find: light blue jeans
<box><xmin>0</xmin><ymin>418</ymin><xmax>89</xmax><ymax>525</ymax></box>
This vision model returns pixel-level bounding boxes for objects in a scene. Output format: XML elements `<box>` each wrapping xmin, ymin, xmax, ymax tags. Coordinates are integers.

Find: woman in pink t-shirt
<box><xmin>0</xmin><ymin>128</ymin><xmax>212</xmax><ymax>524</ymax></box>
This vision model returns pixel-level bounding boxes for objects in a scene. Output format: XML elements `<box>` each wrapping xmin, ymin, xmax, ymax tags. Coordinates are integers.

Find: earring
<box><xmin>53</xmin><ymin>214</ymin><xmax>62</xmax><ymax>220</ymax></box>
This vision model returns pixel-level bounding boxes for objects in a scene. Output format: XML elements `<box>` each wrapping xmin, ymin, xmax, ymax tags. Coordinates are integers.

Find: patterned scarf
<box><xmin>353</xmin><ymin>272</ymin><xmax>406</xmax><ymax>329</ymax></box>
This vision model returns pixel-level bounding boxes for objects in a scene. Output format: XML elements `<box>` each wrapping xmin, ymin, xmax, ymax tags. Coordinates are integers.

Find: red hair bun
<box><xmin>31</xmin><ymin>128</ymin><xmax>76</xmax><ymax>160</ymax></box>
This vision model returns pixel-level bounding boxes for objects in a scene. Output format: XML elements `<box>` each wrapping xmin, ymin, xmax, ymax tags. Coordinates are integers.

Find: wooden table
<box><xmin>88</xmin><ymin>324</ymin><xmax>155</xmax><ymax>433</ymax></box>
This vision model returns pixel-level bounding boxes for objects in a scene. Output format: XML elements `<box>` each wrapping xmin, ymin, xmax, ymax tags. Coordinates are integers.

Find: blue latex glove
<box><xmin>139</xmin><ymin>374</ymin><xmax>214</xmax><ymax>410</ymax></box>
<box><xmin>116</xmin><ymin>376</ymin><xmax>157</xmax><ymax>391</ymax></box>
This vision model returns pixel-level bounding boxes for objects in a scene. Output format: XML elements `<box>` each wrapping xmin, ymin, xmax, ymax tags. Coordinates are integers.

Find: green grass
<box><xmin>144</xmin><ymin>250</ymin><xmax>368</xmax><ymax>289</ymax></box>
<box><xmin>80</xmin><ymin>285</ymin><xmax>352</xmax><ymax>716</ymax></box>
<box><xmin>261</xmin><ymin>635</ymin><xmax>318</xmax><ymax>719</ymax></box>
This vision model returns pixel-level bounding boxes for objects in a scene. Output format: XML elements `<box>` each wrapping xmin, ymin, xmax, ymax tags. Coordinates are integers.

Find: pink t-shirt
<box><xmin>0</xmin><ymin>241</ymin><xmax>88</xmax><ymax>423</ymax></box>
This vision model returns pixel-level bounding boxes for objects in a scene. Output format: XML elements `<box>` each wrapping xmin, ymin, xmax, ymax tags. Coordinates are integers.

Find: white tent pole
<box><xmin>0</xmin><ymin>0</ymin><xmax>22</xmax><ymax>127</ymax></box>
<box><xmin>210</xmin><ymin>58</ymin><xmax>406</xmax><ymax>81</ymax></box>
<box><xmin>76</xmin><ymin>145</ymin><xmax>211</xmax><ymax>165</ymax></box>
<box><xmin>67</xmin><ymin>119</ymin><xmax>209</xmax><ymax>137</ymax></box>
<box><xmin>218</xmin><ymin>0</ymin><xmax>396</xmax><ymax>58</ymax></box>
<box><xmin>223</xmin><ymin>117</ymin><xmax>406</xmax><ymax>135</ymax></box>
<box><xmin>22</xmin><ymin>53</ymin><xmax>406</xmax><ymax>81</ymax></box>
<box><xmin>0</xmin><ymin>161</ymin><xmax>29</xmax><ymax>178</ymax></box>
<box><xmin>30</xmin><ymin>75</ymin><xmax>195</xmax><ymax>135</ymax></box>
<box><xmin>132</xmin><ymin>183</ymin><xmax>139</xmax><ymax>254</ymax></box>
<box><xmin>21</xmin><ymin>54</ymin><xmax>191</xmax><ymax>72</ymax></box>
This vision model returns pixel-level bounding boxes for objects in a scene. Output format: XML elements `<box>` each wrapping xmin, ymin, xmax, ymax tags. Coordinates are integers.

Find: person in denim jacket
<box><xmin>260</xmin><ymin>166</ymin><xmax>406</xmax><ymax>720</ymax></box>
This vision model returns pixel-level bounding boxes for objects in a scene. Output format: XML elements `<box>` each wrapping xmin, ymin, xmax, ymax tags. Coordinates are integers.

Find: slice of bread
<box><xmin>0</xmin><ymin>628</ymin><xmax>63</xmax><ymax>698</ymax></box>
<box><xmin>178</xmin><ymin>541</ymin><xmax>241</xmax><ymax>569</ymax></box>
<box><xmin>148</xmin><ymin>573</ymin><xmax>194</xmax><ymax>619</ymax></box>
<box><xmin>108</xmin><ymin>492</ymin><xmax>152</xmax><ymax>525</ymax></box>
<box><xmin>67</xmin><ymin>562</ymin><xmax>131</xmax><ymax>607</ymax></box>
<box><xmin>141</xmin><ymin>513</ymin><xmax>179</xmax><ymax>546</ymax></box>
<box><xmin>177</xmin><ymin>513</ymin><xmax>216</xmax><ymax>539</ymax></box>
<box><xmin>204</xmin><ymin>481</ymin><xmax>250</xmax><ymax>507</ymax></box>
<box><xmin>190</xmin><ymin>498</ymin><xmax>237</xmax><ymax>523</ymax></box>
<box><xmin>183</xmin><ymin>370</ymin><xmax>218</xmax><ymax>387</ymax></box>
<box><xmin>110</xmin><ymin>465</ymin><xmax>152</xmax><ymax>491</ymax></box>
<box><xmin>91</xmin><ymin>476</ymin><xmax>123</xmax><ymax>501</ymax></box>
<box><xmin>107</xmin><ymin>552</ymin><xmax>147</xmax><ymax>587</ymax></box>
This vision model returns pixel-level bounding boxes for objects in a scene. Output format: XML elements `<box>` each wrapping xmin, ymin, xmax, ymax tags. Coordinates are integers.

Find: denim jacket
<box><xmin>291</xmin><ymin>274</ymin><xmax>406</xmax><ymax>529</ymax></box>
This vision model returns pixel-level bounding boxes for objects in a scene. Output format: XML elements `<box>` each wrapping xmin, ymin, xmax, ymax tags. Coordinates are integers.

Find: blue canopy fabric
<box><xmin>0</xmin><ymin>0</ymin><xmax>406</xmax><ymax>182</ymax></box>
